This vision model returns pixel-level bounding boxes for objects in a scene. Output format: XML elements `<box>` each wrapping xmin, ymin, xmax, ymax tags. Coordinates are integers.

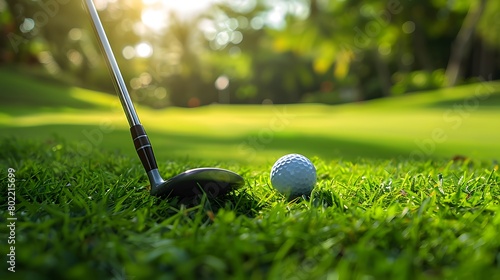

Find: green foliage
<box><xmin>391</xmin><ymin>69</ymin><xmax>447</xmax><ymax>95</ymax></box>
<box><xmin>2</xmin><ymin>0</ymin><xmax>499</xmax><ymax>105</ymax></box>
<box><xmin>477</xmin><ymin>0</ymin><xmax>500</xmax><ymax>47</ymax></box>
<box><xmin>1</xmin><ymin>137</ymin><xmax>499</xmax><ymax>279</ymax></box>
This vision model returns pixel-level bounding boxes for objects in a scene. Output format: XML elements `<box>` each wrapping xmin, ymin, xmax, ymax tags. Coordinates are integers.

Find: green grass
<box><xmin>1</xmin><ymin>67</ymin><xmax>500</xmax><ymax>163</ymax></box>
<box><xmin>1</xmin><ymin>70</ymin><xmax>500</xmax><ymax>279</ymax></box>
<box><xmin>0</xmin><ymin>138</ymin><xmax>499</xmax><ymax>279</ymax></box>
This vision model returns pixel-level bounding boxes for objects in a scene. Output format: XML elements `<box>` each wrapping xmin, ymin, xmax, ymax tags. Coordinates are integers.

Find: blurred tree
<box><xmin>262</xmin><ymin>0</ymin><xmax>499</xmax><ymax>99</ymax></box>
<box><xmin>156</xmin><ymin>12</ymin><xmax>217</xmax><ymax>106</ymax></box>
<box><xmin>469</xmin><ymin>0</ymin><xmax>500</xmax><ymax>79</ymax></box>
<box><xmin>88</xmin><ymin>0</ymin><xmax>143</xmax><ymax>91</ymax></box>
<box><xmin>3</xmin><ymin>0</ymin><xmax>43</xmax><ymax>64</ymax></box>
<box><xmin>1</xmin><ymin>0</ymin><xmax>499</xmax><ymax>106</ymax></box>
<box><xmin>445</xmin><ymin>0</ymin><xmax>487</xmax><ymax>86</ymax></box>
<box><xmin>1</xmin><ymin>0</ymin><xmax>142</xmax><ymax>89</ymax></box>
<box><xmin>203</xmin><ymin>0</ymin><xmax>320</xmax><ymax>104</ymax></box>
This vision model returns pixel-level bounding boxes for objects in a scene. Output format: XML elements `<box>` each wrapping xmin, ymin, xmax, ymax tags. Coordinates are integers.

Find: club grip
<box><xmin>130</xmin><ymin>125</ymin><xmax>158</xmax><ymax>172</ymax></box>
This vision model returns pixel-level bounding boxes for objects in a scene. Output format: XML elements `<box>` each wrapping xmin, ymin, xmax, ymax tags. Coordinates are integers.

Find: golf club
<box><xmin>83</xmin><ymin>0</ymin><xmax>245</xmax><ymax>198</ymax></box>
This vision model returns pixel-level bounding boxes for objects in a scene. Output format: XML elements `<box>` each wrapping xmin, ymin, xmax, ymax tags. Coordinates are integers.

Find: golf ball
<box><xmin>270</xmin><ymin>154</ymin><xmax>317</xmax><ymax>198</ymax></box>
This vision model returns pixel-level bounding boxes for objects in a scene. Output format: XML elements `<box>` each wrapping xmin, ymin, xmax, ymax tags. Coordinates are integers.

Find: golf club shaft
<box><xmin>84</xmin><ymin>0</ymin><xmax>138</xmax><ymax>127</ymax></box>
<box><xmin>84</xmin><ymin>0</ymin><xmax>158</xmax><ymax>173</ymax></box>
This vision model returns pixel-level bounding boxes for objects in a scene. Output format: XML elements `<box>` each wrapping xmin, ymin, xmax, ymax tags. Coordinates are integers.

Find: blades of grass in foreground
<box><xmin>0</xmin><ymin>137</ymin><xmax>499</xmax><ymax>279</ymax></box>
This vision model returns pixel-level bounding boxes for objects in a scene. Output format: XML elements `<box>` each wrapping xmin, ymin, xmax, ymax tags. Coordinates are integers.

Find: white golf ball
<box><xmin>270</xmin><ymin>154</ymin><xmax>317</xmax><ymax>197</ymax></box>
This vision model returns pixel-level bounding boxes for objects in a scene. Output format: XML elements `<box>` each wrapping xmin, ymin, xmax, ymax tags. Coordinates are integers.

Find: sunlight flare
<box><xmin>141</xmin><ymin>0</ymin><xmax>218</xmax><ymax>31</ymax></box>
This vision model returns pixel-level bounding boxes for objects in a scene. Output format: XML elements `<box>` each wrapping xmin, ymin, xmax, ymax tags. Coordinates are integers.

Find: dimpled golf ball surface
<box><xmin>270</xmin><ymin>154</ymin><xmax>316</xmax><ymax>197</ymax></box>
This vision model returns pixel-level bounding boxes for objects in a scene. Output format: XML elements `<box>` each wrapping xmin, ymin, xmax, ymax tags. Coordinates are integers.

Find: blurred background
<box><xmin>1</xmin><ymin>0</ymin><xmax>499</xmax><ymax>164</ymax></box>
<box><xmin>2</xmin><ymin>0</ymin><xmax>499</xmax><ymax>107</ymax></box>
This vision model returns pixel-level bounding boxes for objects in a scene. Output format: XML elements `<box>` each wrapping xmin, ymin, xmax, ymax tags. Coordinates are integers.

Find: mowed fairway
<box><xmin>2</xmin><ymin>70</ymin><xmax>500</xmax><ymax>279</ymax></box>
<box><xmin>1</xmin><ymin>69</ymin><xmax>499</xmax><ymax>165</ymax></box>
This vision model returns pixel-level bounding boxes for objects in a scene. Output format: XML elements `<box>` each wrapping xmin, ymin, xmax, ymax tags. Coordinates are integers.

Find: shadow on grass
<box><xmin>159</xmin><ymin>189</ymin><xmax>263</xmax><ymax>220</ymax></box>
<box><xmin>0</xmin><ymin>68</ymin><xmax>114</xmax><ymax>114</ymax></box>
<box><xmin>0</xmin><ymin>123</ymin><xmax>416</xmax><ymax>164</ymax></box>
<box><xmin>422</xmin><ymin>83</ymin><xmax>500</xmax><ymax>109</ymax></box>
<box><xmin>425</xmin><ymin>93</ymin><xmax>500</xmax><ymax>109</ymax></box>
<box><xmin>149</xmin><ymin>131</ymin><xmax>412</xmax><ymax>162</ymax></box>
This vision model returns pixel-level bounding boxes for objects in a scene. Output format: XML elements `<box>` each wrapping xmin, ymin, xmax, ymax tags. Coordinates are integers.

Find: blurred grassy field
<box><xmin>2</xmin><ymin>69</ymin><xmax>500</xmax><ymax>279</ymax></box>
<box><xmin>1</xmin><ymin>68</ymin><xmax>499</xmax><ymax>164</ymax></box>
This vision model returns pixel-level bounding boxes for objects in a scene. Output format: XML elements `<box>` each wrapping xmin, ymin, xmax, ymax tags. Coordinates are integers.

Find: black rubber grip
<box><xmin>130</xmin><ymin>125</ymin><xmax>158</xmax><ymax>172</ymax></box>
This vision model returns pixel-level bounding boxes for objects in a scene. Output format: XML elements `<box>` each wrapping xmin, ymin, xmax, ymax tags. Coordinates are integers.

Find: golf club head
<box><xmin>150</xmin><ymin>168</ymin><xmax>245</xmax><ymax>198</ymax></box>
<box><xmin>85</xmin><ymin>0</ymin><xmax>244</xmax><ymax>202</ymax></box>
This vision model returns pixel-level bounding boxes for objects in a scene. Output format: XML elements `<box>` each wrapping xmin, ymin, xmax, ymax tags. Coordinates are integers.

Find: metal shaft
<box><xmin>85</xmin><ymin>0</ymin><xmax>160</xmax><ymax>176</ymax></box>
<box><xmin>84</xmin><ymin>0</ymin><xmax>140</xmax><ymax>127</ymax></box>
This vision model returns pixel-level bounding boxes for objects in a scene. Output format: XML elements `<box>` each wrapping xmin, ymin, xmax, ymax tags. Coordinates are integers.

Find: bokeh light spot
<box><xmin>231</xmin><ymin>31</ymin><xmax>243</xmax><ymax>44</ymax></box>
<box><xmin>402</xmin><ymin>21</ymin><xmax>415</xmax><ymax>34</ymax></box>
<box><xmin>67</xmin><ymin>49</ymin><xmax>83</xmax><ymax>66</ymax></box>
<box><xmin>250</xmin><ymin>17</ymin><xmax>264</xmax><ymax>30</ymax></box>
<box><xmin>135</xmin><ymin>42</ymin><xmax>153</xmax><ymax>58</ymax></box>
<box><xmin>68</xmin><ymin>28</ymin><xmax>83</xmax><ymax>40</ymax></box>
<box><xmin>378</xmin><ymin>43</ymin><xmax>392</xmax><ymax>56</ymax></box>
<box><xmin>122</xmin><ymin>46</ymin><xmax>135</xmax><ymax>60</ymax></box>
<box><xmin>154</xmin><ymin>87</ymin><xmax>168</xmax><ymax>99</ymax></box>
<box><xmin>216</xmin><ymin>31</ymin><xmax>230</xmax><ymax>46</ymax></box>
<box><xmin>139</xmin><ymin>72</ymin><xmax>152</xmax><ymax>86</ymax></box>
<box><xmin>141</xmin><ymin>8</ymin><xmax>167</xmax><ymax>31</ymax></box>
<box><xmin>215</xmin><ymin>75</ymin><xmax>230</xmax><ymax>90</ymax></box>
<box><xmin>20</xmin><ymin>18</ymin><xmax>35</xmax><ymax>33</ymax></box>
